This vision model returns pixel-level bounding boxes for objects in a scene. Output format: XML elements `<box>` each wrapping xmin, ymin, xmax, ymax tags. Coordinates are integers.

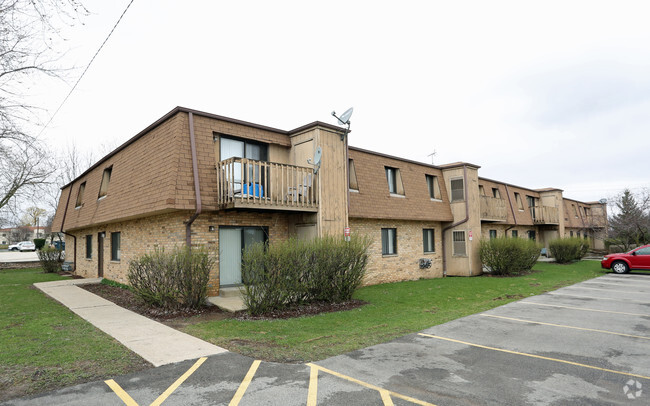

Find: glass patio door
<box><xmin>219</xmin><ymin>227</ymin><xmax>267</xmax><ymax>286</ymax></box>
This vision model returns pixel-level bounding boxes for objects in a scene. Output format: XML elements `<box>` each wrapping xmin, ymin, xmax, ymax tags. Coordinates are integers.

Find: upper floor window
<box><xmin>479</xmin><ymin>185</ymin><xmax>485</xmax><ymax>195</ymax></box>
<box><xmin>515</xmin><ymin>192</ymin><xmax>524</xmax><ymax>211</ymax></box>
<box><xmin>492</xmin><ymin>188</ymin><xmax>501</xmax><ymax>199</ymax></box>
<box><xmin>98</xmin><ymin>167</ymin><xmax>112</xmax><ymax>199</ymax></box>
<box><xmin>573</xmin><ymin>204</ymin><xmax>578</xmax><ymax>217</ymax></box>
<box><xmin>450</xmin><ymin>178</ymin><xmax>464</xmax><ymax>202</ymax></box>
<box><xmin>349</xmin><ymin>159</ymin><xmax>358</xmax><ymax>191</ymax></box>
<box><xmin>219</xmin><ymin>135</ymin><xmax>268</xmax><ymax>161</ymax></box>
<box><xmin>426</xmin><ymin>175</ymin><xmax>441</xmax><ymax>200</ymax></box>
<box><xmin>385</xmin><ymin>167</ymin><xmax>403</xmax><ymax>195</ymax></box>
<box><xmin>75</xmin><ymin>182</ymin><xmax>86</xmax><ymax>208</ymax></box>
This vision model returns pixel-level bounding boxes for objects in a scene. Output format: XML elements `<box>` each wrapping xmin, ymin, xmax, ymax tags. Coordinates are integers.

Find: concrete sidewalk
<box><xmin>34</xmin><ymin>279</ymin><xmax>227</xmax><ymax>367</ymax></box>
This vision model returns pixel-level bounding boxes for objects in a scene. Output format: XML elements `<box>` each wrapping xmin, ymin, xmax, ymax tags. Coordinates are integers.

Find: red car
<box><xmin>601</xmin><ymin>244</ymin><xmax>650</xmax><ymax>274</ymax></box>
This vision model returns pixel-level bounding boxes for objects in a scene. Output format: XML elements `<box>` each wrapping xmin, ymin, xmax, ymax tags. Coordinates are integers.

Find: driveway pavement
<box><xmin>3</xmin><ymin>273</ymin><xmax>649</xmax><ymax>405</ymax></box>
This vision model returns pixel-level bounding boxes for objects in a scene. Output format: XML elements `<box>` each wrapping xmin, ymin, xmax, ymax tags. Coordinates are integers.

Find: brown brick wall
<box><xmin>350</xmin><ymin>218</ymin><xmax>443</xmax><ymax>286</ymax></box>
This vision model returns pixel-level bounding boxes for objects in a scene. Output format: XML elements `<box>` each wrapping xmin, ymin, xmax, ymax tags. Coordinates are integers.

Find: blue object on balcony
<box><xmin>243</xmin><ymin>183</ymin><xmax>264</xmax><ymax>198</ymax></box>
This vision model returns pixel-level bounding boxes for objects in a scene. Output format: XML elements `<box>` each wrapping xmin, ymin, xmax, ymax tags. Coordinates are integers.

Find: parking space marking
<box><xmin>105</xmin><ymin>357</ymin><xmax>207</xmax><ymax>406</ymax></box>
<box><xmin>229</xmin><ymin>360</ymin><xmax>261</xmax><ymax>406</ymax></box>
<box><xmin>547</xmin><ymin>292</ymin><xmax>647</xmax><ymax>303</ymax></box>
<box><xmin>565</xmin><ymin>286</ymin><xmax>648</xmax><ymax>295</ymax></box>
<box><xmin>307</xmin><ymin>364</ymin><xmax>318</xmax><ymax>406</ymax></box>
<box><xmin>583</xmin><ymin>280</ymin><xmax>650</xmax><ymax>288</ymax></box>
<box><xmin>306</xmin><ymin>363</ymin><xmax>436</xmax><ymax>406</ymax></box>
<box><xmin>481</xmin><ymin>314</ymin><xmax>650</xmax><ymax>340</ymax></box>
<box><xmin>520</xmin><ymin>302</ymin><xmax>649</xmax><ymax>317</ymax></box>
<box><xmin>418</xmin><ymin>333</ymin><xmax>650</xmax><ymax>380</ymax></box>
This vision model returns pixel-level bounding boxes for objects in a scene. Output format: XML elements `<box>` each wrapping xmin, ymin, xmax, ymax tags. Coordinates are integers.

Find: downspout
<box><xmin>441</xmin><ymin>165</ymin><xmax>469</xmax><ymax>277</ymax></box>
<box><xmin>185</xmin><ymin>112</ymin><xmax>202</xmax><ymax>247</ymax></box>
<box><xmin>58</xmin><ymin>186</ymin><xmax>77</xmax><ymax>273</ymax></box>
<box><xmin>504</xmin><ymin>184</ymin><xmax>518</xmax><ymax>236</ymax></box>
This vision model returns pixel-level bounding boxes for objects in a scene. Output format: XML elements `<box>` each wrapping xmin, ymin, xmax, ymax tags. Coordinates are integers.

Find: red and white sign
<box><xmin>468</xmin><ymin>230</ymin><xmax>473</xmax><ymax>241</ymax></box>
<box><xmin>344</xmin><ymin>227</ymin><xmax>351</xmax><ymax>237</ymax></box>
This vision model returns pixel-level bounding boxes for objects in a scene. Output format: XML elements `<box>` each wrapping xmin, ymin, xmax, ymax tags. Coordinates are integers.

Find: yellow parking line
<box><xmin>229</xmin><ymin>360</ymin><xmax>261</xmax><ymax>406</ymax></box>
<box><xmin>379</xmin><ymin>389</ymin><xmax>395</xmax><ymax>406</ymax></box>
<box><xmin>481</xmin><ymin>314</ymin><xmax>650</xmax><ymax>340</ymax></box>
<box><xmin>104</xmin><ymin>379</ymin><xmax>138</xmax><ymax>406</ymax></box>
<box><xmin>307</xmin><ymin>364</ymin><xmax>318</xmax><ymax>406</ymax></box>
<box><xmin>417</xmin><ymin>333</ymin><xmax>650</xmax><ymax>380</ymax></box>
<box><xmin>151</xmin><ymin>357</ymin><xmax>207</xmax><ymax>406</ymax></box>
<box><xmin>568</xmin><ymin>286</ymin><xmax>648</xmax><ymax>295</ymax></box>
<box><xmin>306</xmin><ymin>363</ymin><xmax>436</xmax><ymax>406</ymax></box>
<box><xmin>547</xmin><ymin>292</ymin><xmax>647</xmax><ymax>303</ymax></box>
<box><xmin>520</xmin><ymin>302</ymin><xmax>648</xmax><ymax>317</ymax></box>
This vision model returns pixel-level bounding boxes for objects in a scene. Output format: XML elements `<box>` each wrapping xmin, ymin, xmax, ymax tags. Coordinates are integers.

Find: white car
<box><xmin>8</xmin><ymin>241</ymin><xmax>36</xmax><ymax>252</ymax></box>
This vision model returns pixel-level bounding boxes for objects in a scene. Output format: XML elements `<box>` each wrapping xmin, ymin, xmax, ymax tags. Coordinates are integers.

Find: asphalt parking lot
<box><xmin>4</xmin><ymin>273</ymin><xmax>649</xmax><ymax>405</ymax></box>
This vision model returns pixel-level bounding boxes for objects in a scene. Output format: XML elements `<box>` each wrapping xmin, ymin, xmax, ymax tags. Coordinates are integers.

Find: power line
<box><xmin>38</xmin><ymin>0</ymin><xmax>136</xmax><ymax>137</ymax></box>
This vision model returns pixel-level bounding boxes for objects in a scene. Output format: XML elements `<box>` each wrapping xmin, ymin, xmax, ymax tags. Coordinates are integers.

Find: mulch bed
<box><xmin>236</xmin><ymin>300</ymin><xmax>366</xmax><ymax>321</ymax></box>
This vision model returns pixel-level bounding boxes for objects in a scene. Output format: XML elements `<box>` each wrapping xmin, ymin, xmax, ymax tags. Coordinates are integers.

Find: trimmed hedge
<box><xmin>548</xmin><ymin>237</ymin><xmax>589</xmax><ymax>263</ymax></box>
<box><xmin>479</xmin><ymin>237</ymin><xmax>540</xmax><ymax>276</ymax></box>
<box><xmin>127</xmin><ymin>246</ymin><xmax>214</xmax><ymax>310</ymax></box>
<box><xmin>33</xmin><ymin>238</ymin><xmax>46</xmax><ymax>250</ymax></box>
<box><xmin>241</xmin><ymin>235</ymin><xmax>371</xmax><ymax>315</ymax></box>
<box><xmin>37</xmin><ymin>247</ymin><xmax>64</xmax><ymax>273</ymax></box>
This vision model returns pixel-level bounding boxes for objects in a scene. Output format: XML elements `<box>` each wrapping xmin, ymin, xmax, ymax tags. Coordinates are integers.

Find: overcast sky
<box><xmin>30</xmin><ymin>0</ymin><xmax>650</xmax><ymax>204</ymax></box>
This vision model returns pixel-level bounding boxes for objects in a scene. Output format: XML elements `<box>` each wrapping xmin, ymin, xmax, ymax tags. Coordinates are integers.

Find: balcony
<box><xmin>216</xmin><ymin>158</ymin><xmax>318</xmax><ymax>212</ymax></box>
<box><xmin>480</xmin><ymin>195</ymin><xmax>507</xmax><ymax>222</ymax></box>
<box><xmin>531</xmin><ymin>205</ymin><xmax>559</xmax><ymax>225</ymax></box>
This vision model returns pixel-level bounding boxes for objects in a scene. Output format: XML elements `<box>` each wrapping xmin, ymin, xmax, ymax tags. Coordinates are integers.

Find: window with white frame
<box><xmin>423</xmin><ymin>229</ymin><xmax>435</xmax><ymax>253</ymax></box>
<box><xmin>381</xmin><ymin>228</ymin><xmax>397</xmax><ymax>255</ymax></box>
<box><xmin>452</xmin><ymin>230</ymin><xmax>466</xmax><ymax>256</ymax></box>
<box><xmin>450</xmin><ymin>178</ymin><xmax>464</xmax><ymax>202</ymax></box>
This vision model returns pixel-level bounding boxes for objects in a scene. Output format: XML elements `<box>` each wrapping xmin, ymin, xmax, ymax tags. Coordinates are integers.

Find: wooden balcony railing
<box><xmin>216</xmin><ymin>158</ymin><xmax>318</xmax><ymax>212</ymax></box>
<box><xmin>480</xmin><ymin>195</ymin><xmax>508</xmax><ymax>221</ymax></box>
<box><xmin>531</xmin><ymin>205</ymin><xmax>559</xmax><ymax>225</ymax></box>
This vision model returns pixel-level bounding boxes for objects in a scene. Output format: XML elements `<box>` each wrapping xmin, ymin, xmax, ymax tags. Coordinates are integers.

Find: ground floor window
<box><xmin>381</xmin><ymin>228</ymin><xmax>397</xmax><ymax>255</ymax></box>
<box><xmin>219</xmin><ymin>226</ymin><xmax>268</xmax><ymax>286</ymax></box>
<box><xmin>570</xmin><ymin>231</ymin><xmax>573</xmax><ymax>237</ymax></box>
<box><xmin>453</xmin><ymin>230</ymin><xmax>466</xmax><ymax>256</ymax></box>
<box><xmin>111</xmin><ymin>232</ymin><xmax>121</xmax><ymax>261</ymax></box>
<box><xmin>423</xmin><ymin>229</ymin><xmax>435</xmax><ymax>253</ymax></box>
<box><xmin>86</xmin><ymin>235</ymin><xmax>92</xmax><ymax>259</ymax></box>
<box><xmin>489</xmin><ymin>229</ymin><xmax>497</xmax><ymax>239</ymax></box>
<box><xmin>528</xmin><ymin>230</ymin><xmax>536</xmax><ymax>241</ymax></box>
<box><xmin>511</xmin><ymin>230</ymin><xmax>518</xmax><ymax>238</ymax></box>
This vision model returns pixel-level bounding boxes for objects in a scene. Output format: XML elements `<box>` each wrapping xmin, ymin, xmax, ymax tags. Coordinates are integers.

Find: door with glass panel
<box><xmin>219</xmin><ymin>227</ymin><xmax>267</xmax><ymax>286</ymax></box>
<box><xmin>220</xmin><ymin>136</ymin><xmax>268</xmax><ymax>196</ymax></box>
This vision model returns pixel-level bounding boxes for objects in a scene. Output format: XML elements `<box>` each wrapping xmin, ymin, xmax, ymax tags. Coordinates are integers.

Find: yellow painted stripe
<box><xmin>104</xmin><ymin>379</ymin><xmax>138</xmax><ymax>406</ymax></box>
<box><xmin>151</xmin><ymin>357</ymin><xmax>207</xmax><ymax>406</ymax></box>
<box><xmin>520</xmin><ymin>301</ymin><xmax>648</xmax><ymax>317</ymax></box>
<box><xmin>481</xmin><ymin>314</ymin><xmax>650</xmax><ymax>340</ymax></box>
<box><xmin>306</xmin><ymin>363</ymin><xmax>436</xmax><ymax>406</ymax></box>
<box><xmin>568</xmin><ymin>286</ymin><xmax>648</xmax><ymax>295</ymax></box>
<box><xmin>379</xmin><ymin>389</ymin><xmax>395</xmax><ymax>406</ymax></box>
<box><xmin>417</xmin><ymin>333</ymin><xmax>650</xmax><ymax>380</ymax></box>
<box><xmin>307</xmin><ymin>364</ymin><xmax>318</xmax><ymax>406</ymax></box>
<box><xmin>229</xmin><ymin>360</ymin><xmax>261</xmax><ymax>406</ymax></box>
<box><xmin>584</xmin><ymin>280</ymin><xmax>650</xmax><ymax>288</ymax></box>
<box><xmin>548</xmin><ymin>292</ymin><xmax>647</xmax><ymax>304</ymax></box>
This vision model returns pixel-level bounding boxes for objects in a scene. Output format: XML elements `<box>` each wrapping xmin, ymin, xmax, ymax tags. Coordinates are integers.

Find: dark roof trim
<box><xmin>61</xmin><ymin>106</ymin><xmax>347</xmax><ymax>189</ymax></box>
<box><xmin>479</xmin><ymin>176</ymin><xmax>552</xmax><ymax>195</ymax></box>
<box><xmin>348</xmin><ymin>146</ymin><xmax>473</xmax><ymax>171</ymax></box>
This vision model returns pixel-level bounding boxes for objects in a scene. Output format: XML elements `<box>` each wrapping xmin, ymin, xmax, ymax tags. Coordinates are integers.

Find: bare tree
<box><xmin>0</xmin><ymin>0</ymin><xmax>87</xmax><ymax>212</ymax></box>
<box><xmin>44</xmin><ymin>142</ymin><xmax>95</xmax><ymax>213</ymax></box>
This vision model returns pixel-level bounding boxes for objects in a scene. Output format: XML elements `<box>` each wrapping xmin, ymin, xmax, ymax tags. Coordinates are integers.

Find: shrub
<box><xmin>479</xmin><ymin>237</ymin><xmax>540</xmax><ymax>276</ymax></box>
<box><xmin>549</xmin><ymin>237</ymin><xmax>590</xmax><ymax>263</ymax></box>
<box><xmin>241</xmin><ymin>235</ymin><xmax>371</xmax><ymax>315</ymax></box>
<box><xmin>127</xmin><ymin>246</ymin><xmax>214</xmax><ymax>310</ymax></box>
<box><xmin>37</xmin><ymin>247</ymin><xmax>64</xmax><ymax>273</ymax></box>
<box><xmin>33</xmin><ymin>239</ymin><xmax>46</xmax><ymax>250</ymax></box>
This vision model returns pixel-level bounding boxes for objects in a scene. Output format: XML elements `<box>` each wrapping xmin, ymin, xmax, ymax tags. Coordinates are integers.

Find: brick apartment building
<box><xmin>52</xmin><ymin>107</ymin><xmax>608</xmax><ymax>296</ymax></box>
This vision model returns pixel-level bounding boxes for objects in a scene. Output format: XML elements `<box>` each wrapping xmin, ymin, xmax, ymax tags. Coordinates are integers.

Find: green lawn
<box><xmin>185</xmin><ymin>261</ymin><xmax>608</xmax><ymax>363</ymax></box>
<box><xmin>0</xmin><ymin>268</ymin><xmax>150</xmax><ymax>401</ymax></box>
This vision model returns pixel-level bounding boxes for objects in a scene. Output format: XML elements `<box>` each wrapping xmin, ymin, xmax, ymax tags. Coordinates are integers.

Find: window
<box><xmin>75</xmin><ymin>182</ymin><xmax>86</xmax><ymax>208</ymax></box>
<box><xmin>385</xmin><ymin>167</ymin><xmax>398</xmax><ymax>194</ymax></box>
<box><xmin>86</xmin><ymin>235</ymin><xmax>92</xmax><ymax>259</ymax></box>
<box><xmin>381</xmin><ymin>228</ymin><xmax>397</xmax><ymax>255</ymax></box>
<box><xmin>348</xmin><ymin>159</ymin><xmax>358</xmax><ymax>191</ymax></box>
<box><xmin>453</xmin><ymin>231</ymin><xmax>466</xmax><ymax>255</ymax></box>
<box><xmin>584</xmin><ymin>233</ymin><xmax>588</xmax><ymax>240</ymax></box>
<box><xmin>219</xmin><ymin>135</ymin><xmax>268</xmax><ymax>185</ymax></box>
<box><xmin>98</xmin><ymin>167</ymin><xmax>112</xmax><ymax>199</ymax></box>
<box><xmin>570</xmin><ymin>231</ymin><xmax>574</xmax><ymax>237</ymax></box>
<box><xmin>527</xmin><ymin>196</ymin><xmax>537</xmax><ymax>219</ymax></box>
<box><xmin>528</xmin><ymin>230</ymin><xmax>536</xmax><ymax>241</ymax></box>
<box><xmin>515</xmin><ymin>193</ymin><xmax>524</xmax><ymax>210</ymax></box>
<box><xmin>489</xmin><ymin>230</ymin><xmax>497</xmax><ymax>239</ymax></box>
<box><xmin>584</xmin><ymin>207</ymin><xmax>590</xmax><ymax>217</ymax></box>
<box><xmin>450</xmin><ymin>178</ymin><xmax>464</xmax><ymax>202</ymax></box>
<box><xmin>573</xmin><ymin>204</ymin><xmax>578</xmax><ymax>218</ymax></box>
<box><xmin>576</xmin><ymin>232</ymin><xmax>580</xmax><ymax>238</ymax></box>
<box><xmin>479</xmin><ymin>185</ymin><xmax>485</xmax><ymax>195</ymax></box>
<box><xmin>111</xmin><ymin>232</ymin><xmax>121</xmax><ymax>261</ymax></box>
<box><xmin>492</xmin><ymin>188</ymin><xmax>501</xmax><ymax>199</ymax></box>
<box><xmin>423</xmin><ymin>229</ymin><xmax>435</xmax><ymax>253</ymax></box>
<box><xmin>426</xmin><ymin>175</ymin><xmax>441</xmax><ymax>200</ymax></box>
<box><xmin>511</xmin><ymin>230</ymin><xmax>518</xmax><ymax>238</ymax></box>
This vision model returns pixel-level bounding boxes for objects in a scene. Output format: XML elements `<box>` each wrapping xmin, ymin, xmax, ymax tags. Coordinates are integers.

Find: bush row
<box><xmin>479</xmin><ymin>237</ymin><xmax>540</xmax><ymax>276</ymax></box>
<box><xmin>241</xmin><ymin>236</ymin><xmax>371</xmax><ymax>315</ymax></box>
<box><xmin>127</xmin><ymin>247</ymin><xmax>214</xmax><ymax>310</ymax></box>
<box><xmin>548</xmin><ymin>237</ymin><xmax>589</xmax><ymax>263</ymax></box>
<box><xmin>37</xmin><ymin>247</ymin><xmax>64</xmax><ymax>273</ymax></box>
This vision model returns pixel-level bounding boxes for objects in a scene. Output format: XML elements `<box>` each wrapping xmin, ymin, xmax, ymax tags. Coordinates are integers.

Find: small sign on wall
<box><xmin>469</xmin><ymin>230</ymin><xmax>473</xmax><ymax>241</ymax></box>
<box><xmin>344</xmin><ymin>227</ymin><xmax>351</xmax><ymax>241</ymax></box>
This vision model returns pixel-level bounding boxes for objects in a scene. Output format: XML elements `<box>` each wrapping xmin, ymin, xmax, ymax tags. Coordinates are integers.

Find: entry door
<box><xmin>219</xmin><ymin>227</ymin><xmax>267</xmax><ymax>286</ymax></box>
<box><xmin>97</xmin><ymin>232</ymin><xmax>105</xmax><ymax>277</ymax></box>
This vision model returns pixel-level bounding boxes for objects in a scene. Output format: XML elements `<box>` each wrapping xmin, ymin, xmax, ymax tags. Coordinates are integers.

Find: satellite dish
<box><xmin>599</xmin><ymin>198</ymin><xmax>607</xmax><ymax>204</ymax></box>
<box><xmin>307</xmin><ymin>146</ymin><xmax>323</xmax><ymax>174</ymax></box>
<box><xmin>337</xmin><ymin>107</ymin><xmax>353</xmax><ymax>125</ymax></box>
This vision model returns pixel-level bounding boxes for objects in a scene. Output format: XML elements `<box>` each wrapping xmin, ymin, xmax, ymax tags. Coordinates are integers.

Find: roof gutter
<box><xmin>504</xmin><ymin>184</ymin><xmax>518</xmax><ymax>236</ymax></box>
<box><xmin>185</xmin><ymin>112</ymin><xmax>202</xmax><ymax>247</ymax></box>
<box><xmin>442</xmin><ymin>165</ymin><xmax>469</xmax><ymax>277</ymax></box>
<box><xmin>58</xmin><ymin>187</ymin><xmax>77</xmax><ymax>272</ymax></box>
